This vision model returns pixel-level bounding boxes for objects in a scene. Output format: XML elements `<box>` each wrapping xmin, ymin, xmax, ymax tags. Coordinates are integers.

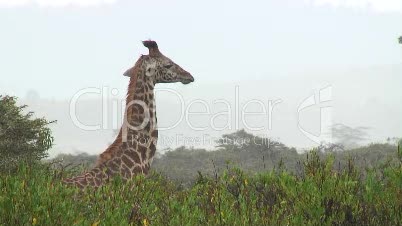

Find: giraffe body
<box><xmin>63</xmin><ymin>41</ymin><xmax>194</xmax><ymax>188</ymax></box>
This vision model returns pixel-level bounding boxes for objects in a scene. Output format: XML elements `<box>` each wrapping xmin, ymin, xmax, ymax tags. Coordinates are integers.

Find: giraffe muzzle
<box><xmin>181</xmin><ymin>74</ymin><xmax>194</xmax><ymax>84</ymax></box>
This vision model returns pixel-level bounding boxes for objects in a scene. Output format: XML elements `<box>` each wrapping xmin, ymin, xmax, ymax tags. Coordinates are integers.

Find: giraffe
<box><xmin>63</xmin><ymin>40</ymin><xmax>194</xmax><ymax>188</ymax></box>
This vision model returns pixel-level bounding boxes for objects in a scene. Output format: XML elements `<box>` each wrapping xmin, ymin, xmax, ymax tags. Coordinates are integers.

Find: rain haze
<box><xmin>0</xmin><ymin>0</ymin><xmax>401</xmax><ymax>157</ymax></box>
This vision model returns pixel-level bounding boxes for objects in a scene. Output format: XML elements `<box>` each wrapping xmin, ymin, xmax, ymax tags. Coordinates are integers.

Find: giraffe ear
<box><xmin>124</xmin><ymin>56</ymin><xmax>143</xmax><ymax>77</ymax></box>
<box><xmin>142</xmin><ymin>40</ymin><xmax>161</xmax><ymax>57</ymax></box>
<box><xmin>123</xmin><ymin>66</ymin><xmax>136</xmax><ymax>77</ymax></box>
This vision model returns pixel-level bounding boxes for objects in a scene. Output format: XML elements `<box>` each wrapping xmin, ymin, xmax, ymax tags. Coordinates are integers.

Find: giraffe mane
<box><xmin>95</xmin><ymin>55</ymin><xmax>144</xmax><ymax>166</ymax></box>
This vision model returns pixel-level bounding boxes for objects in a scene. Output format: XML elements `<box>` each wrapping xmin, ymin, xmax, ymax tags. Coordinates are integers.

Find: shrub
<box><xmin>1</xmin><ymin>150</ymin><xmax>401</xmax><ymax>225</ymax></box>
<box><xmin>0</xmin><ymin>95</ymin><xmax>54</xmax><ymax>172</ymax></box>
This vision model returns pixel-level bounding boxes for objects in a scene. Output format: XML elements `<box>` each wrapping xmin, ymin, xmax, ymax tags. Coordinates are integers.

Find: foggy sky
<box><xmin>0</xmin><ymin>0</ymin><xmax>401</xmax><ymax>156</ymax></box>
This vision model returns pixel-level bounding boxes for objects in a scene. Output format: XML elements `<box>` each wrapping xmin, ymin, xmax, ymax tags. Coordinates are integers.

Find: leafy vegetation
<box><xmin>1</xmin><ymin>149</ymin><xmax>401</xmax><ymax>225</ymax></box>
<box><xmin>0</xmin><ymin>95</ymin><xmax>54</xmax><ymax>173</ymax></box>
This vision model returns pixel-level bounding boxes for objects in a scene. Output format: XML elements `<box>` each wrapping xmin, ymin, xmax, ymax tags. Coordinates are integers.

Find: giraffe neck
<box><xmin>124</xmin><ymin>70</ymin><xmax>157</xmax><ymax>140</ymax></box>
<box><xmin>101</xmin><ymin>67</ymin><xmax>159</xmax><ymax>178</ymax></box>
<box><xmin>63</xmin><ymin>63</ymin><xmax>159</xmax><ymax>188</ymax></box>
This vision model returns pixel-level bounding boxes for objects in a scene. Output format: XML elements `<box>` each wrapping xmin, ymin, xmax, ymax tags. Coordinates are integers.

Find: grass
<box><xmin>1</xmin><ymin>150</ymin><xmax>402</xmax><ymax>226</ymax></box>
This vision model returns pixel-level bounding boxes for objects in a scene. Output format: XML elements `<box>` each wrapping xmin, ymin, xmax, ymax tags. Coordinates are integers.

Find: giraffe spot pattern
<box><xmin>125</xmin><ymin>149</ymin><xmax>141</xmax><ymax>164</ymax></box>
<box><xmin>121</xmin><ymin>155</ymin><xmax>134</xmax><ymax>168</ymax></box>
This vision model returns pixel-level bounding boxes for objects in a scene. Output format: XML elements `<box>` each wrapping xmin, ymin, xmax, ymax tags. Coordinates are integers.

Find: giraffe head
<box><xmin>124</xmin><ymin>40</ymin><xmax>194</xmax><ymax>85</ymax></box>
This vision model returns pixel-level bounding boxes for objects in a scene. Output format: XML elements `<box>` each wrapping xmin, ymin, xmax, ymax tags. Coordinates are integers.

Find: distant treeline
<box><xmin>53</xmin><ymin>130</ymin><xmax>400</xmax><ymax>187</ymax></box>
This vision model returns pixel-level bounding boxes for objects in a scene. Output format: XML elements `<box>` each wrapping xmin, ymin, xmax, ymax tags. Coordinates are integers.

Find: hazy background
<box><xmin>0</xmin><ymin>0</ymin><xmax>401</xmax><ymax>157</ymax></box>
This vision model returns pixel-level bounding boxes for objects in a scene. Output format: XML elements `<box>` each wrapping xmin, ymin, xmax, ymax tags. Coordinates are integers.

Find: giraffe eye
<box><xmin>164</xmin><ymin>64</ymin><xmax>173</xmax><ymax>69</ymax></box>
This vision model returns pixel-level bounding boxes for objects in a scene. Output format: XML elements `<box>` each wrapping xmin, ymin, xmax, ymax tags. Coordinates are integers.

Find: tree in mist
<box><xmin>216</xmin><ymin>129</ymin><xmax>258</xmax><ymax>152</ymax></box>
<box><xmin>216</xmin><ymin>129</ymin><xmax>284</xmax><ymax>152</ymax></box>
<box><xmin>331</xmin><ymin>123</ymin><xmax>369</xmax><ymax>149</ymax></box>
<box><xmin>399</xmin><ymin>36</ymin><xmax>402</xmax><ymax>44</ymax></box>
<box><xmin>386</xmin><ymin>137</ymin><xmax>401</xmax><ymax>145</ymax></box>
<box><xmin>0</xmin><ymin>95</ymin><xmax>55</xmax><ymax>172</ymax></box>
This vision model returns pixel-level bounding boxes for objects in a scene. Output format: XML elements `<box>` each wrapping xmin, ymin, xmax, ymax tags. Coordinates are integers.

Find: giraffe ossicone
<box><xmin>63</xmin><ymin>40</ymin><xmax>194</xmax><ymax>188</ymax></box>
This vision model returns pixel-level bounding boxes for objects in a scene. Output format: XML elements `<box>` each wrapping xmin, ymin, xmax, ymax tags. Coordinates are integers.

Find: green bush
<box><xmin>1</xmin><ymin>150</ymin><xmax>401</xmax><ymax>225</ymax></box>
<box><xmin>0</xmin><ymin>95</ymin><xmax>54</xmax><ymax>173</ymax></box>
